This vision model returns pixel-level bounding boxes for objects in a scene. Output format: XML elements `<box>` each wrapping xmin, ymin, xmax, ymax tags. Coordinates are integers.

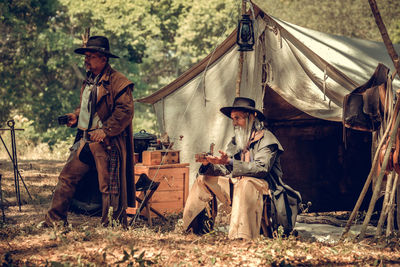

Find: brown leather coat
<box><xmin>76</xmin><ymin>64</ymin><xmax>135</xmax><ymax>215</ymax></box>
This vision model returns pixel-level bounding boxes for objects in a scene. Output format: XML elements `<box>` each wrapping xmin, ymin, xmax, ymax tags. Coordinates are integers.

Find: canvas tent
<box><xmin>138</xmin><ymin>1</ymin><xmax>400</xmax><ymax>211</ymax></box>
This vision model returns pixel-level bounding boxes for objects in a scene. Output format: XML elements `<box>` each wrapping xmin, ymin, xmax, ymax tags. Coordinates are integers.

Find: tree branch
<box><xmin>368</xmin><ymin>0</ymin><xmax>400</xmax><ymax>77</ymax></box>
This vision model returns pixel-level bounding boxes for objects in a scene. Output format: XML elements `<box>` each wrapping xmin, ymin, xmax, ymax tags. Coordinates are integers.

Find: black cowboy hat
<box><xmin>220</xmin><ymin>97</ymin><xmax>265</xmax><ymax>121</ymax></box>
<box><xmin>74</xmin><ymin>36</ymin><xmax>119</xmax><ymax>58</ymax></box>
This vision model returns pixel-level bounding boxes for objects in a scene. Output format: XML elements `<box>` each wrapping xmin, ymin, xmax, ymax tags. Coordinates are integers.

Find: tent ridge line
<box><xmin>286</xmin><ymin>41</ymin><xmax>347</xmax><ymax>106</ymax></box>
<box><xmin>261</xmin><ymin>13</ymin><xmax>359</xmax><ymax>91</ymax></box>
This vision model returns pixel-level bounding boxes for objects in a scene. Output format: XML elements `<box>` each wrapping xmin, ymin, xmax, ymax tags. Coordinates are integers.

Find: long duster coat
<box><xmin>74</xmin><ymin>64</ymin><xmax>135</xmax><ymax>225</ymax></box>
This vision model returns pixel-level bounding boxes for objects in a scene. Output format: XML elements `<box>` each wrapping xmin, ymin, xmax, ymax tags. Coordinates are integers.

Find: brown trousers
<box><xmin>182</xmin><ymin>175</ymin><xmax>269</xmax><ymax>240</ymax></box>
<box><xmin>45</xmin><ymin>140</ymin><xmax>117</xmax><ymax>226</ymax></box>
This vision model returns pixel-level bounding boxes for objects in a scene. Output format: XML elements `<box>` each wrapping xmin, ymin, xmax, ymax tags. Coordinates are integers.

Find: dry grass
<box><xmin>0</xmin><ymin>136</ymin><xmax>71</xmax><ymax>161</ymax></box>
<box><xmin>1</xmin><ymin>159</ymin><xmax>400</xmax><ymax>266</ymax></box>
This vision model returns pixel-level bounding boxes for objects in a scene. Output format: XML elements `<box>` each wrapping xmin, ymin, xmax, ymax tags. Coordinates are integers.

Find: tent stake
<box><xmin>359</xmin><ymin>93</ymin><xmax>400</xmax><ymax>240</ymax></box>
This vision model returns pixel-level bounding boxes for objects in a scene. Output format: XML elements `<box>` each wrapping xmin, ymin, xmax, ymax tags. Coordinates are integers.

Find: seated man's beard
<box><xmin>233</xmin><ymin>114</ymin><xmax>255</xmax><ymax>151</ymax></box>
<box><xmin>234</xmin><ymin>124</ymin><xmax>252</xmax><ymax>151</ymax></box>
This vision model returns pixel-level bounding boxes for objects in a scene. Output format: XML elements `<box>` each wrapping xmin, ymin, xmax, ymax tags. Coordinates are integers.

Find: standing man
<box><xmin>44</xmin><ymin>36</ymin><xmax>135</xmax><ymax>227</ymax></box>
<box><xmin>183</xmin><ymin>97</ymin><xmax>287</xmax><ymax>240</ymax></box>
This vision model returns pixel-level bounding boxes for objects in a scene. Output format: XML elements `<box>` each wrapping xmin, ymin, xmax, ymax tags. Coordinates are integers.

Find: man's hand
<box><xmin>88</xmin><ymin>129</ymin><xmax>107</xmax><ymax>142</ymax></box>
<box><xmin>205</xmin><ymin>150</ymin><xmax>229</xmax><ymax>165</ymax></box>
<box><xmin>198</xmin><ymin>159</ymin><xmax>210</xmax><ymax>166</ymax></box>
<box><xmin>66</xmin><ymin>113</ymin><xmax>77</xmax><ymax>127</ymax></box>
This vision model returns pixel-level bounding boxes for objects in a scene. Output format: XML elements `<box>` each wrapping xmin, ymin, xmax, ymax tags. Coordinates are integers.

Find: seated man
<box><xmin>182</xmin><ymin>97</ymin><xmax>284</xmax><ymax>240</ymax></box>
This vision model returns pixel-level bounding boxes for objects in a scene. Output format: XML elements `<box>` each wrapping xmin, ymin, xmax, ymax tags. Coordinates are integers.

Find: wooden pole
<box><xmin>397</xmin><ymin>182</ymin><xmax>400</xmax><ymax>231</ymax></box>
<box><xmin>341</xmin><ymin>104</ymin><xmax>396</xmax><ymax>238</ymax></box>
<box><xmin>236</xmin><ymin>53</ymin><xmax>244</xmax><ymax>97</ymax></box>
<box><xmin>235</xmin><ymin>0</ymin><xmax>247</xmax><ymax>97</ymax></box>
<box><xmin>0</xmin><ymin>174</ymin><xmax>4</xmax><ymax>223</ymax></box>
<box><xmin>375</xmin><ymin>171</ymin><xmax>394</xmax><ymax>236</ymax></box>
<box><xmin>386</xmin><ymin>173</ymin><xmax>398</xmax><ymax>236</ymax></box>
<box><xmin>368</xmin><ymin>0</ymin><xmax>400</xmax><ymax>78</ymax></box>
<box><xmin>359</xmin><ymin>92</ymin><xmax>400</xmax><ymax>240</ymax></box>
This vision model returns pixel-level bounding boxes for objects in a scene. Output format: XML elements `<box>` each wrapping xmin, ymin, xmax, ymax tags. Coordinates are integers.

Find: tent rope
<box><xmin>247</xmin><ymin>0</ymin><xmax>258</xmax><ymax>40</ymax></box>
<box><xmin>267</xmin><ymin>61</ymin><xmax>272</xmax><ymax>83</ymax></box>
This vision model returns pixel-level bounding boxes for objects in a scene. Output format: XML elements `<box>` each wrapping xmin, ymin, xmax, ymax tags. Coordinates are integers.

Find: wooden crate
<box><xmin>127</xmin><ymin>163</ymin><xmax>189</xmax><ymax>216</ymax></box>
<box><xmin>142</xmin><ymin>150</ymin><xmax>180</xmax><ymax>165</ymax></box>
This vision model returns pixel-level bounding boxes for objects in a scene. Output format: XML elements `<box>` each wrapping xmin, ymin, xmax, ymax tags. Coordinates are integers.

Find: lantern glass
<box><xmin>236</xmin><ymin>14</ymin><xmax>255</xmax><ymax>51</ymax></box>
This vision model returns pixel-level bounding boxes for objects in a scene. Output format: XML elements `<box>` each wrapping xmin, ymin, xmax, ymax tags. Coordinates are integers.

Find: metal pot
<box><xmin>134</xmin><ymin>129</ymin><xmax>157</xmax><ymax>162</ymax></box>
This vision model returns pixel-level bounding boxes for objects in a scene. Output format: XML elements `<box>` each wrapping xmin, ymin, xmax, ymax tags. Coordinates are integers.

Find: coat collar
<box><xmin>96</xmin><ymin>64</ymin><xmax>113</xmax><ymax>103</ymax></box>
<box><xmin>249</xmin><ymin>130</ymin><xmax>265</xmax><ymax>145</ymax></box>
<box><xmin>98</xmin><ymin>64</ymin><xmax>112</xmax><ymax>84</ymax></box>
<box><xmin>242</xmin><ymin>129</ymin><xmax>264</xmax><ymax>153</ymax></box>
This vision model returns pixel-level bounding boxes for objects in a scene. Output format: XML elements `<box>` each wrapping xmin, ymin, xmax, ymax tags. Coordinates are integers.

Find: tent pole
<box><xmin>235</xmin><ymin>0</ymin><xmax>247</xmax><ymax>97</ymax></box>
<box><xmin>386</xmin><ymin>173</ymin><xmax>398</xmax><ymax>236</ymax></box>
<box><xmin>359</xmin><ymin>92</ymin><xmax>400</xmax><ymax>240</ymax></box>
<box><xmin>375</xmin><ymin>170</ymin><xmax>394</xmax><ymax>236</ymax></box>
<box><xmin>236</xmin><ymin>53</ymin><xmax>244</xmax><ymax>97</ymax></box>
<box><xmin>397</xmin><ymin>182</ymin><xmax>400</xmax><ymax>232</ymax></box>
<box><xmin>368</xmin><ymin>0</ymin><xmax>400</xmax><ymax>78</ymax></box>
<box><xmin>341</xmin><ymin>101</ymin><xmax>396</xmax><ymax>239</ymax></box>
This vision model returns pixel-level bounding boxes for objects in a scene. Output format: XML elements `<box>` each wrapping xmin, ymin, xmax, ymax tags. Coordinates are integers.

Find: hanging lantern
<box><xmin>236</xmin><ymin>14</ymin><xmax>255</xmax><ymax>51</ymax></box>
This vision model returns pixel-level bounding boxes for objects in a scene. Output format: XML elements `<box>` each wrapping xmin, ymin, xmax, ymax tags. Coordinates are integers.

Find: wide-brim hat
<box><xmin>74</xmin><ymin>35</ymin><xmax>119</xmax><ymax>58</ymax></box>
<box><xmin>220</xmin><ymin>97</ymin><xmax>265</xmax><ymax>121</ymax></box>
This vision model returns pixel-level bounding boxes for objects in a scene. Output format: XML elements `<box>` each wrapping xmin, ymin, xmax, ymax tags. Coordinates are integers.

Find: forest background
<box><xmin>1</xmin><ymin>0</ymin><xmax>400</xmax><ymax>158</ymax></box>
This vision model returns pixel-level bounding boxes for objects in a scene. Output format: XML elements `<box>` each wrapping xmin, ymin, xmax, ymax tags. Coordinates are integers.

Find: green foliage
<box><xmin>175</xmin><ymin>0</ymin><xmax>239</xmax><ymax>67</ymax></box>
<box><xmin>1</xmin><ymin>0</ymin><xmax>399</xmax><ymax>148</ymax></box>
<box><xmin>0</xmin><ymin>0</ymin><xmax>60</xmax><ymax>122</ymax></box>
<box><xmin>0</xmin><ymin>0</ymin><xmax>81</xmax><ymax>139</ymax></box>
<box><xmin>259</xmin><ymin>0</ymin><xmax>400</xmax><ymax>43</ymax></box>
<box><xmin>115</xmin><ymin>247</ymin><xmax>157</xmax><ymax>266</ymax></box>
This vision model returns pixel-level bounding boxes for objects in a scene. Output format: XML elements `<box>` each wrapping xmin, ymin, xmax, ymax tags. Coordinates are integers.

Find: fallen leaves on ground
<box><xmin>1</xmin><ymin>160</ymin><xmax>400</xmax><ymax>266</ymax></box>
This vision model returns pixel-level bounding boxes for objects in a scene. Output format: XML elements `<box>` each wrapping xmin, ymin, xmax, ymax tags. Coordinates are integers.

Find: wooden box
<box><xmin>127</xmin><ymin>163</ymin><xmax>189</xmax><ymax>216</ymax></box>
<box><xmin>142</xmin><ymin>150</ymin><xmax>180</xmax><ymax>166</ymax></box>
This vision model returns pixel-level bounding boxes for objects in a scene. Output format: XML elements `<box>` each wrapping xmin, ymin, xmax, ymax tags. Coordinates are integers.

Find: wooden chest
<box><xmin>142</xmin><ymin>150</ymin><xmax>180</xmax><ymax>165</ymax></box>
<box><xmin>128</xmin><ymin>163</ymin><xmax>189</xmax><ymax>215</ymax></box>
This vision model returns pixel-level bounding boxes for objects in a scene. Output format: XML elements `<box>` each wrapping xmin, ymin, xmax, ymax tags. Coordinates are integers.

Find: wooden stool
<box><xmin>129</xmin><ymin>173</ymin><xmax>167</xmax><ymax>226</ymax></box>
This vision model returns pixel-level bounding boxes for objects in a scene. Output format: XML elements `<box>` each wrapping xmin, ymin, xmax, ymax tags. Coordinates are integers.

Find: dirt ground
<box><xmin>1</xmin><ymin>159</ymin><xmax>400</xmax><ymax>266</ymax></box>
